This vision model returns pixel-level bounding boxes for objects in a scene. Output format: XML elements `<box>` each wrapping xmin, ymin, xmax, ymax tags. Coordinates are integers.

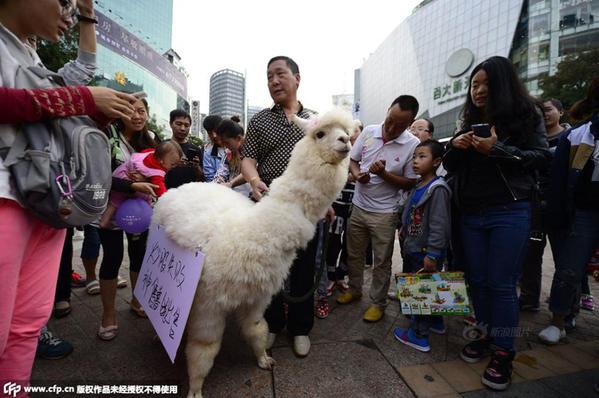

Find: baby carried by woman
<box><xmin>100</xmin><ymin>140</ymin><xmax>182</xmax><ymax>228</ymax></box>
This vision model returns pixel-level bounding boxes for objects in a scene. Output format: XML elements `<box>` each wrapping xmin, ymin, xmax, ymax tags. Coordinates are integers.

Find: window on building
<box><xmin>560</xmin><ymin>0</ymin><xmax>599</xmax><ymax>29</ymax></box>
<box><xmin>559</xmin><ymin>30</ymin><xmax>599</xmax><ymax>55</ymax></box>
<box><xmin>530</xmin><ymin>40</ymin><xmax>550</xmax><ymax>63</ymax></box>
<box><xmin>530</xmin><ymin>13</ymin><xmax>550</xmax><ymax>37</ymax></box>
<box><xmin>530</xmin><ymin>0</ymin><xmax>549</xmax><ymax>12</ymax></box>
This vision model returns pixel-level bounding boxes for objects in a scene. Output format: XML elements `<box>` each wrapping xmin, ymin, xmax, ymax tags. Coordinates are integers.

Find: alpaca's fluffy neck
<box><xmin>267</xmin><ymin>145</ymin><xmax>347</xmax><ymax>223</ymax></box>
<box><xmin>250</xmin><ymin>139</ymin><xmax>349</xmax><ymax>249</ymax></box>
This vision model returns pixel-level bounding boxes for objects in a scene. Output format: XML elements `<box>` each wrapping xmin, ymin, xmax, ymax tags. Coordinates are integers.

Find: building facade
<box><xmin>356</xmin><ymin>0</ymin><xmax>599</xmax><ymax>139</ymax></box>
<box><xmin>247</xmin><ymin>105</ymin><xmax>264</xmax><ymax>124</ymax></box>
<box><xmin>93</xmin><ymin>0</ymin><xmax>188</xmax><ymax>129</ymax></box>
<box><xmin>510</xmin><ymin>0</ymin><xmax>599</xmax><ymax>93</ymax></box>
<box><xmin>209</xmin><ymin>69</ymin><xmax>246</xmax><ymax>121</ymax></box>
<box><xmin>332</xmin><ymin>94</ymin><xmax>354</xmax><ymax>113</ymax></box>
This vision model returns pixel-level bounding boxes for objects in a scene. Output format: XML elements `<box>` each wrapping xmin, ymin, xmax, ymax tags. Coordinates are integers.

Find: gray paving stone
<box><xmin>538</xmin><ymin>368</ymin><xmax>598</xmax><ymax>398</ymax></box>
<box><xmin>271</xmin><ymin>341</ymin><xmax>413</xmax><ymax>398</ymax></box>
<box><xmin>461</xmin><ymin>380</ymin><xmax>562</xmax><ymax>398</ymax></box>
<box><xmin>30</xmin><ymin>240</ymin><xmax>599</xmax><ymax>397</ymax></box>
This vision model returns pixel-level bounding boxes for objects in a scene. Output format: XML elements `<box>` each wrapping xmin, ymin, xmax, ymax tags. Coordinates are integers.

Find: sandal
<box><xmin>86</xmin><ymin>280</ymin><xmax>100</xmax><ymax>295</ymax></box>
<box><xmin>326</xmin><ymin>281</ymin><xmax>336</xmax><ymax>297</ymax></box>
<box><xmin>97</xmin><ymin>324</ymin><xmax>118</xmax><ymax>341</ymax></box>
<box><xmin>130</xmin><ymin>303</ymin><xmax>148</xmax><ymax>318</ymax></box>
<box><xmin>117</xmin><ymin>275</ymin><xmax>128</xmax><ymax>289</ymax></box>
<box><xmin>53</xmin><ymin>300</ymin><xmax>72</xmax><ymax>318</ymax></box>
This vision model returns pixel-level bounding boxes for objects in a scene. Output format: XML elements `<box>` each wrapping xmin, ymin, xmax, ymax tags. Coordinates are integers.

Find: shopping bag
<box><xmin>395</xmin><ymin>271</ymin><xmax>471</xmax><ymax>316</ymax></box>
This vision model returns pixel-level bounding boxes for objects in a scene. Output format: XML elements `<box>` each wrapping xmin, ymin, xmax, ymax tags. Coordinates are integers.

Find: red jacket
<box><xmin>141</xmin><ymin>149</ymin><xmax>168</xmax><ymax>196</ymax></box>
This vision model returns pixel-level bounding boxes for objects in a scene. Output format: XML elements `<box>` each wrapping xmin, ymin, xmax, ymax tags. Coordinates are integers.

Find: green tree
<box><xmin>539</xmin><ymin>48</ymin><xmax>599</xmax><ymax>120</ymax></box>
<box><xmin>147</xmin><ymin>114</ymin><xmax>167</xmax><ymax>141</ymax></box>
<box><xmin>187</xmin><ymin>135</ymin><xmax>204</xmax><ymax>147</ymax></box>
<box><xmin>36</xmin><ymin>30</ymin><xmax>79</xmax><ymax>73</ymax></box>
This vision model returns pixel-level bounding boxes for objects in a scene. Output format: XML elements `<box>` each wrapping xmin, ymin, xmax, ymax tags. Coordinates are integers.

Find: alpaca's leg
<box><xmin>237</xmin><ymin>303</ymin><xmax>276</xmax><ymax>370</ymax></box>
<box><xmin>185</xmin><ymin>313</ymin><xmax>226</xmax><ymax>398</ymax></box>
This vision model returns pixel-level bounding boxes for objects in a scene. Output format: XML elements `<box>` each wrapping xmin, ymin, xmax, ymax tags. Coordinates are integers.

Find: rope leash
<box><xmin>281</xmin><ymin>217</ymin><xmax>331</xmax><ymax>303</ymax></box>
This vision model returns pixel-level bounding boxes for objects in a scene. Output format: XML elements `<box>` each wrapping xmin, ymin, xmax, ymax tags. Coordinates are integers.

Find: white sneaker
<box><xmin>293</xmin><ymin>335</ymin><xmax>310</xmax><ymax>357</ymax></box>
<box><xmin>266</xmin><ymin>332</ymin><xmax>276</xmax><ymax>350</ymax></box>
<box><xmin>538</xmin><ymin>325</ymin><xmax>566</xmax><ymax>345</ymax></box>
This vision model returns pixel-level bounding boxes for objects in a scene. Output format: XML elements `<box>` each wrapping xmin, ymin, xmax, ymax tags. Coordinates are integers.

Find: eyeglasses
<box><xmin>58</xmin><ymin>0</ymin><xmax>77</xmax><ymax>22</ymax></box>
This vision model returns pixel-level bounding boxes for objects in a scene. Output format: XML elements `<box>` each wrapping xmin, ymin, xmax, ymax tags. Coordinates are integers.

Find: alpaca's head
<box><xmin>292</xmin><ymin>109</ymin><xmax>355</xmax><ymax>164</ymax></box>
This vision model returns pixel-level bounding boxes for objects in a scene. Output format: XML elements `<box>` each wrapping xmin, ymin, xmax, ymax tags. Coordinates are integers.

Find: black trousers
<box><xmin>520</xmin><ymin>231</ymin><xmax>592</xmax><ymax>305</ymax></box>
<box><xmin>265</xmin><ymin>229</ymin><xmax>319</xmax><ymax>336</ymax></box>
<box><xmin>55</xmin><ymin>228</ymin><xmax>74</xmax><ymax>303</ymax></box>
<box><xmin>327</xmin><ymin>202</ymin><xmax>350</xmax><ymax>281</ymax></box>
<box><xmin>519</xmin><ymin>233</ymin><xmax>547</xmax><ymax>306</ymax></box>
<box><xmin>447</xmin><ymin>203</ymin><xmax>466</xmax><ymax>272</ymax></box>
<box><xmin>98</xmin><ymin>228</ymin><xmax>148</xmax><ymax>280</ymax></box>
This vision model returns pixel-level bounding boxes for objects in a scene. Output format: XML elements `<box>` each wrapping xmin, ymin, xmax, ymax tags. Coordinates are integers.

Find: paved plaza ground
<box><xmin>33</xmin><ymin>238</ymin><xmax>599</xmax><ymax>397</ymax></box>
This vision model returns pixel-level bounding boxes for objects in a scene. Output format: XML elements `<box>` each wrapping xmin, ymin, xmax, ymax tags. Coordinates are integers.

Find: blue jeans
<box><xmin>549</xmin><ymin>209</ymin><xmax>599</xmax><ymax>315</ymax></box>
<box><xmin>461</xmin><ymin>202</ymin><xmax>531</xmax><ymax>351</ymax></box>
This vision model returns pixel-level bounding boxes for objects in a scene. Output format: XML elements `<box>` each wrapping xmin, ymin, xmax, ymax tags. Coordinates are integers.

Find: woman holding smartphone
<box><xmin>443</xmin><ymin>56</ymin><xmax>550</xmax><ymax>391</ymax></box>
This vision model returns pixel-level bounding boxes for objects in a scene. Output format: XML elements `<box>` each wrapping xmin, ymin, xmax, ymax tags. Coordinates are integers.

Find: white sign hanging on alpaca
<box><xmin>134</xmin><ymin>223</ymin><xmax>204</xmax><ymax>363</ymax></box>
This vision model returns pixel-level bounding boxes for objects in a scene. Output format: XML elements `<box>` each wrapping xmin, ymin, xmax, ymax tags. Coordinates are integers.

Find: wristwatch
<box><xmin>77</xmin><ymin>14</ymin><xmax>98</xmax><ymax>24</ymax></box>
<box><xmin>425</xmin><ymin>253</ymin><xmax>439</xmax><ymax>262</ymax></box>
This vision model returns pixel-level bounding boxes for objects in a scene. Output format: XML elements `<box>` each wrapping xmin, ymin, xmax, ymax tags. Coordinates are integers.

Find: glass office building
<box><xmin>93</xmin><ymin>0</ymin><xmax>187</xmax><ymax>128</ymax></box>
<box><xmin>209</xmin><ymin>69</ymin><xmax>246</xmax><ymax>121</ymax></box>
<box><xmin>95</xmin><ymin>0</ymin><xmax>172</xmax><ymax>54</ymax></box>
<box><xmin>356</xmin><ymin>0</ymin><xmax>599</xmax><ymax>139</ymax></box>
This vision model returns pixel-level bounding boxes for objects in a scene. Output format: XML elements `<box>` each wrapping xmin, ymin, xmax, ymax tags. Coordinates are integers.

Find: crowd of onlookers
<box><xmin>2</xmin><ymin>0</ymin><xmax>599</xmax><ymax>396</ymax></box>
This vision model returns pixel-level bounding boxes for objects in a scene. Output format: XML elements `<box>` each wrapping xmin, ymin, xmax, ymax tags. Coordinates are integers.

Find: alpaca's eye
<box><xmin>316</xmin><ymin>131</ymin><xmax>325</xmax><ymax>139</ymax></box>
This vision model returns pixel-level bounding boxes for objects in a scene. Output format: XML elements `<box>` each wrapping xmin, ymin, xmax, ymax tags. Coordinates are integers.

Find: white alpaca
<box><xmin>152</xmin><ymin>109</ymin><xmax>355</xmax><ymax>398</ymax></box>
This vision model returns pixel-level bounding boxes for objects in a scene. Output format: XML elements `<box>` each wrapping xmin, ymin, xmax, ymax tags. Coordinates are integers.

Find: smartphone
<box><xmin>186</xmin><ymin>148</ymin><xmax>202</xmax><ymax>162</ymax></box>
<box><xmin>472</xmin><ymin>123</ymin><xmax>491</xmax><ymax>138</ymax></box>
<box><xmin>131</xmin><ymin>91</ymin><xmax>147</xmax><ymax>99</ymax></box>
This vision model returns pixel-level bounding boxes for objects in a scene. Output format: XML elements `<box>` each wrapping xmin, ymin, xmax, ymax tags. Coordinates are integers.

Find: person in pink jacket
<box><xmin>99</xmin><ymin>141</ymin><xmax>182</xmax><ymax>229</ymax></box>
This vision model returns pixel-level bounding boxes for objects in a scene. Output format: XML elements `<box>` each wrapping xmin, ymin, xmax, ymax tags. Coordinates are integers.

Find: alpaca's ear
<box><xmin>292</xmin><ymin>115</ymin><xmax>319</xmax><ymax>133</ymax></box>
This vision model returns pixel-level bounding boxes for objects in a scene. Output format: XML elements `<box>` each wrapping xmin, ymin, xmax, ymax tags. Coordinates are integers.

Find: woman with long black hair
<box><xmin>97</xmin><ymin>97</ymin><xmax>158</xmax><ymax>341</ymax></box>
<box><xmin>443</xmin><ymin>56</ymin><xmax>550</xmax><ymax>391</ymax></box>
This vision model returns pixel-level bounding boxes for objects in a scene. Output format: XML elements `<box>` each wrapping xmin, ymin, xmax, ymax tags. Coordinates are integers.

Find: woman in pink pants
<box><xmin>0</xmin><ymin>0</ymin><xmax>137</xmax><ymax>393</ymax></box>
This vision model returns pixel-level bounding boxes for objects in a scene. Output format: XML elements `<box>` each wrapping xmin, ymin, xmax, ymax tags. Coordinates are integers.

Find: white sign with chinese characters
<box><xmin>134</xmin><ymin>223</ymin><xmax>204</xmax><ymax>363</ymax></box>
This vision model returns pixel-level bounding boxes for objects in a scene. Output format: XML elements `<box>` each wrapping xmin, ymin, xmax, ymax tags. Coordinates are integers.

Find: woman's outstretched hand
<box><xmin>88</xmin><ymin>87</ymin><xmax>137</xmax><ymax>120</ymax></box>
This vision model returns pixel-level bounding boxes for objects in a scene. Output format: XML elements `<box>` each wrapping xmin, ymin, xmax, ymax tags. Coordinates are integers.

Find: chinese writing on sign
<box><xmin>433</xmin><ymin>75</ymin><xmax>470</xmax><ymax>104</ymax></box>
<box><xmin>95</xmin><ymin>10</ymin><xmax>187</xmax><ymax>98</ymax></box>
<box><xmin>134</xmin><ymin>224</ymin><xmax>204</xmax><ymax>363</ymax></box>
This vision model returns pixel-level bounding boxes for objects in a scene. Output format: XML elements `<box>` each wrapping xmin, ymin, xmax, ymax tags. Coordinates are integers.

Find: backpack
<box><xmin>0</xmin><ymin>48</ymin><xmax>112</xmax><ymax>228</ymax></box>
